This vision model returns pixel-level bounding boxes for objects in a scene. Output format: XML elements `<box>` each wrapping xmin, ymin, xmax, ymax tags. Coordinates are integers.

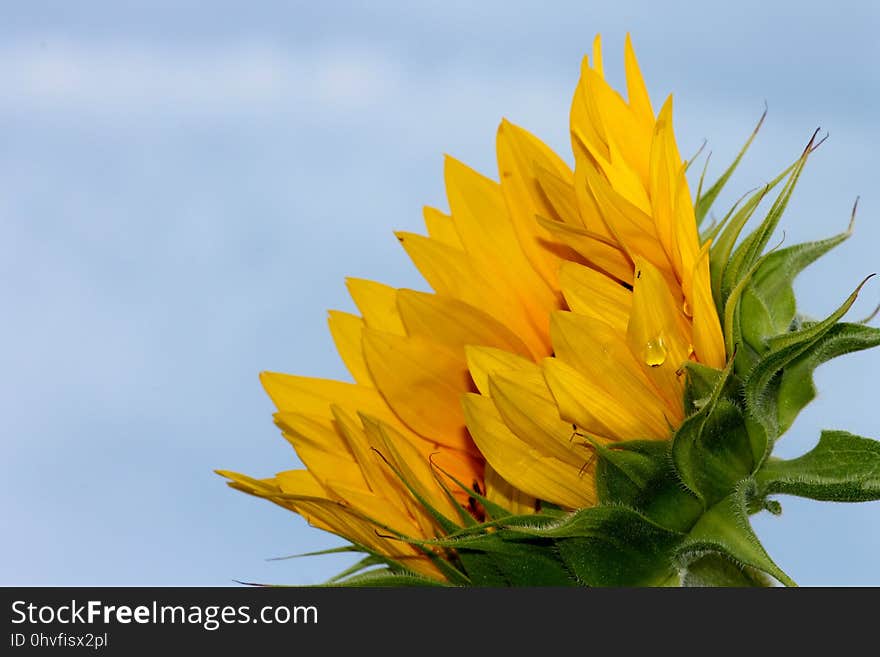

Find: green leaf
<box><xmin>695</xmin><ymin>106</ymin><xmax>766</xmax><ymax>227</ymax></box>
<box><xmin>776</xmin><ymin>322</ymin><xmax>880</xmax><ymax>433</ymax></box>
<box><xmin>680</xmin><ymin>552</ymin><xmax>774</xmax><ymax>587</ymax></box>
<box><xmin>675</xmin><ymin>479</ymin><xmax>796</xmax><ymax>587</ymax></box>
<box><xmin>740</xmin><ymin>218</ymin><xmax>854</xmax><ymax>354</ymax></box>
<box><xmin>756</xmin><ymin>430</ymin><xmax>880</xmax><ymax>502</ymax></box>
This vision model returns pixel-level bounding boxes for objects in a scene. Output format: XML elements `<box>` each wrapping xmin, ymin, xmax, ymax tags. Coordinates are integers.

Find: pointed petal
<box><xmin>543</xmin><ymin>357</ymin><xmax>672</xmax><ymax>440</ymax></box>
<box><xmin>273</xmin><ymin>411</ymin><xmax>365</xmax><ymax>492</ymax></box>
<box><xmin>362</xmin><ymin>414</ymin><xmax>461</xmax><ymax>521</ymax></box>
<box><xmin>396</xmin><ymin>230</ymin><xmax>549</xmax><ymax>355</ymax></box>
<box><xmin>626</xmin><ymin>257</ymin><xmax>692</xmax><ymax>407</ymax></box>
<box><xmin>559</xmin><ymin>261</ymin><xmax>632</xmax><ymax>332</ymax></box>
<box><xmin>327</xmin><ymin>310</ymin><xmax>372</xmax><ymax>386</ymax></box>
<box><xmin>624</xmin><ymin>33</ymin><xmax>655</xmax><ymax>126</ymax></box>
<box><xmin>464</xmin><ymin>345</ymin><xmax>537</xmax><ymax>397</ymax></box>
<box><xmin>690</xmin><ymin>244</ymin><xmax>726</xmax><ymax>369</ymax></box>
<box><xmin>361</xmin><ymin>328</ymin><xmax>474</xmax><ymax>453</ymax></box>
<box><xmin>423</xmin><ymin>206</ymin><xmax>462</xmax><ymax>249</ymax></box>
<box><xmin>489</xmin><ymin>371</ymin><xmax>590</xmax><ymax>465</ymax></box>
<box><xmin>496</xmin><ymin>120</ymin><xmax>577</xmax><ymax>288</ymax></box>
<box><xmin>260</xmin><ymin>371</ymin><xmax>407</xmax><ymax>431</ymax></box>
<box><xmin>550</xmin><ymin>310</ymin><xmax>681</xmax><ymax>426</ymax></box>
<box><xmin>537</xmin><ymin>216</ymin><xmax>633</xmax><ymax>284</ymax></box>
<box><xmin>483</xmin><ymin>463</ymin><xmax>537</xmax><ymax>516</ymax></box>
<box><xmin>396</xmin><ymin>289</ymin><xmax>532</xmax><ymax>358</ymax></box>
<box><xmin>462</xmin><ymin>393</ymin><xmax>596</xmax><ymax>509</ymax></box>
<box><xmin>346</xmin><ymin>278</ymin><xmax>406</xmax><ymax>336</ymax></box>
<box><xmin>535</xmin><ymin>164</ymin><xmax>581</xmax><ymax>225</ymax></box>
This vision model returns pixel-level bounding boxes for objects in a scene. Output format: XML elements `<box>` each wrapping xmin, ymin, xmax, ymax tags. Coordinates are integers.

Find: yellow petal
<box><xmin>537</xmin><ymin>215</ymin><xmax>633</xmax><ymax>285</ymax></box>
<box><xmin>445</xmin><ymin>154</ymin><xmax>559</xmax><ymax>349</ymax></box>
<box><xmin>423</xmin><ymin>206</ymin><xmax>462</xmax><ymax>249</ymax></box>
<box><xmin>483</xmin><ymin>463</ymin><xmax>537</xmax><ymax>516</ymax></box>
<box><xmin>273</xmin><ymin>411</ymin><xmax>364</xmax><ymax>492</ymax></box>
<box><xmin>327</xmin><ymin>310</ymin><xmax>372</xmax><ymax>386</ymax></box>
<box><xmin>273</xmin><ymin>470</ymin><xmax>441</xmax><ymax>578</ymax></box>
<box><xmin>648</xmin><ymin>97</ymin><xmax>685</xmax><ymax>273</ymax></box>
<box><xmin>464</xmin><ymin>344</ymin><xmax>537</xmax><ymax>397</ymax></box>
<box><xmin>361</xmin><ymin>328</ymin><xmax>474</xmax><ymax>453</ymax></box>
<box><xmin>396</xmin><ymin>289</ymin><xmax>532</xmax><ymax>359</ymax></box>
<box><xmin>462</xmin><ymin>393</ymin><xmax>596</xmax><ymax>509</ymax></box>
<box><xmin>578</xmin><ymin>64</ymin><xmax>652</xmax><ymax>188</ymax></box>
<box><xmin>550</xmin><ymin>310</ymin><xmax>681</xmax><ymax>422</ymax></box>
<box><xmin>329</xmin><ymin>406</ymin><xmax>413</xmax><ymax>519</ymax></box>
<box><xmin>584</xmin><ymin>164</ymin><xmax>673</xmax><ymax>275</ymax></box>
<box><xmin>591</xmin><ymin>34</ymin><xmax>604</xmax><ymax>78</ymax></box>
<box><xmin>690</xmin><ymin>243</ymin><xmax>726</xmax><ymax>369</ymax></box>
<box><xmin>673</xmin><ymin>165</ymin><xmax>700</xmax><ymax>291</ymax></box>
<box><xmin>396</xmin><ymin>230</ymin><xmax>549</xmax><ymax>355</ymax></box>
<box><xmin>488</xmin><ymin>370</ymin><xmax>588</xmax><ymax>465</ymax></box>
<box><xmin>559</xmin><ymin>261</ymin><xmax>632</xmax><ymax>333</ymax></box>
<box><xmin>626</xmin><ymin>257</ymin><xmax>692</xmax><ymax>408</ymax></box>
<box><xmin>261</xmin><ymin>371</ymin><xmax>405</xmax><ymax>429</ymax></box>
<box><xmin>624</xmin><ymin>33</ymin><xmax>655</xmax><ymax>126</ymax></box>
<box><xmin>535</xmin><ymin>164</ymin><xmax>581</xmax><ymax>226</ymax></box>
<box><xmin>543</xmin><ymin>357</ymin><xmax>671</xmax><ymax>440</ymax></box>
<box><xmin>362</xmin><ymin>414</ymin><xmax>460</xmax><ymax>522</ymax></box>
<box><xmin>346</xmin><ymin>278</ymin><xmax>406</xmax><ymax>336</ymax></box>
<box><xmin>496</xmin><ymin>120</ymin><xmax>576</xmax><ymax>288</ymax></box>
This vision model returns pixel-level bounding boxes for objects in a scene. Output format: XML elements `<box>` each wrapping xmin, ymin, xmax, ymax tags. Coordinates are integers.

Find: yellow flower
<box><xmin>219</xmin><ymin>34</ymin><xmax>725</xmax><ymax>580</ymax></box>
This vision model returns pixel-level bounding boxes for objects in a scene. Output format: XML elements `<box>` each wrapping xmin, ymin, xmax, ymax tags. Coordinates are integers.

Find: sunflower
<box><xmin>218</xmin><ymin>33</ymin><xmax>714</xmax><ymax>575</ymax></box>
<box><xmin>219</xmin><ymin>34</ymin><xmax>880</xmax><ymax>587</ymax></box>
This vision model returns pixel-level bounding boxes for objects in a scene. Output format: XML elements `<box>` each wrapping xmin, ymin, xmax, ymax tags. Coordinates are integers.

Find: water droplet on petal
<box><xmin>643</xmin><ymin>335</ymin><xmax>667</xmax><ymax>367</ymax></box>
<box><xmin>682</xmin><ymin>299</ymin><xmax>693</xmax><ymax>318</ymax></box>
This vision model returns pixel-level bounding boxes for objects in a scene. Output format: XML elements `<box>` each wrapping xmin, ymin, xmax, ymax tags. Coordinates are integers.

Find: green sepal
<box><xmin>425</xmin><ymin>517</ymin><xmax>577</xmax><ymax>586</ymax></box>
<box><xmin>594</xmin><ymin>439</ymin><xmax>702</xmax><ymax>533</ymax></box>
<box><xmin>327</xmin><ymin>569</ymin><xmax>452</xmax><ymax>587</ymax></box>
<box><xmin>675</xmin><ymin>479</ymin><xmax>796</xmax><ymax>587</ymax></box>
<box><xmin>673</xmin><ymin>355</ymin><xmax>754</xmax><ymax>505</ymax></box>
<box><xmin>709</xmin><ymin>159</ymin><xmax>800</xmax><ymax>316</ymax></box>
<box><xmin>720</xmin><ymin>135</ymin><xmax>814</xmax><ymax>305</ymax></box>
<box><xmin>454</xmin><ymin>534</ymin><xmax>578</xmax><ymax>587</ymax></box>
<box><xmin>324</xmin><ymin>555</ymin><xmax>387</xmax><ymax>584</ymax></box>
<box><xmin>742</xmin><ymin>277</ymin><xmax>872</xmax><ymax>461</ymax></box>
<box><xmin>427</xmin><ymin>455</ymin><xmax>515</xmax><ymax>522</ymax></box>
<box><xmin>500</xmin><ymin>506</ymin><xmax>682</xmax><ymax>586</ymax></box>
<box><xmin>694</xmin><ymin>106</ymin><xmax>766</xmax><ymax>227</ymax></box>
<box><xmin>361</xmin><ymin>416</ymin><xmax>463</xmax><ymax>536</ymax></box>
<box><xmin>680</xmin><ymin>552</ymin><xmax>773</xmax><ymax>587</ymax></box>
<box><xmin>593</xmin><ymin>439</ymin><xmax>669</xmax><ymax>505</ymax></box>
<box><xmin>673</xmin><ymin>398</ymin><xmax>755</xmax><ymax>507</ymax></box>
<box><xmin>775</xmin><ymin>322</ymin><xmax>880</xmax><ymax>434</ymax></box>
<box><xmin>740</xmin><ymin>218</ymin><xmax>854</xmax><ymax>355</ymax></box>
<box><xmin>756</xmin><ymin>430</ymin><xmax>880</xmax><ymax>502</ymax></box>
<box><xmin>682</xmin><ymin>361</ymin><xmax>737</xmax><ymax>413</ymax></box>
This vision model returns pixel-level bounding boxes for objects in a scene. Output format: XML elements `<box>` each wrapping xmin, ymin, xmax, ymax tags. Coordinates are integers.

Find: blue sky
<box><xmin>2</xmin><ymin>1</ymin><xmax>878</xmax><ymax>586</ymax></box>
